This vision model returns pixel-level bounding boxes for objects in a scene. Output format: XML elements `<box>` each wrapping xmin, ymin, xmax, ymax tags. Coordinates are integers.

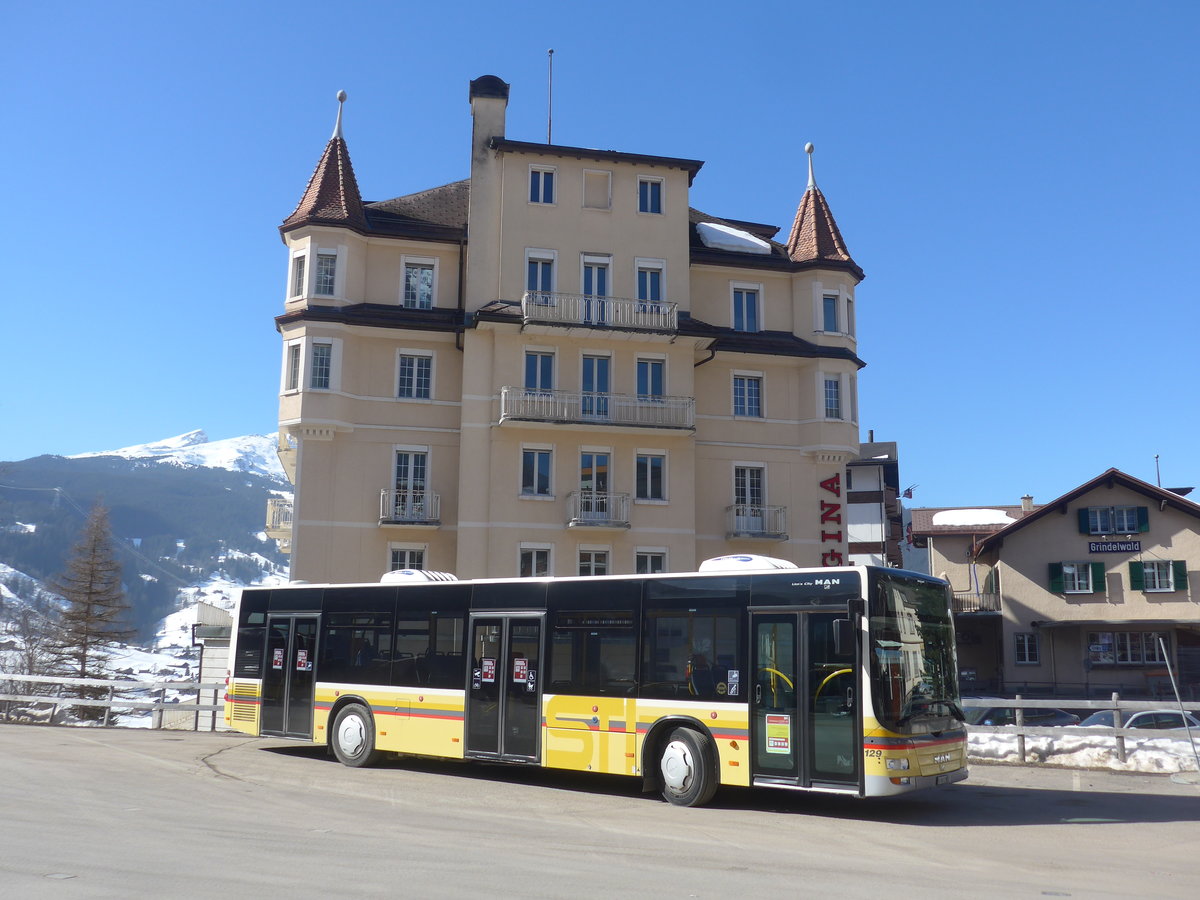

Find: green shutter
<box><xmin>1091</xmin><ymin>562</ymin><xmax>1106</xmax><ymax>593</ymax></box>
<box><xmin>1136</xmin><ymin>507</ymin><xmax>1150</xmax><ymax>533</ymax></box>
<box><xmin>1077</xmin><ymin>508</ymin><xmax>1091</xmax><ymax>534</ymax></box>
<box><xmin>1129</xmin><ymin>561</ymin><xmax>1145</xmax><ymax>591</ymax></box>
<box><xmin>1173</xmin><ymin>560</ymin><xmax>1188</xmax><ymax>592</ymax></box>
<box><xmin>1049</xmin><ymin>562</ymin><xmax>1064</xmax><ymax>593</ymax></box>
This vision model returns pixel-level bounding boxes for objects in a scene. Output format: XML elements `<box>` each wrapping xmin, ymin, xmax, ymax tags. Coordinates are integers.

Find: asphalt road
<box><xmin>1</xmin><ymin>724</ymin><xmax>1198</xmax><ymax>898</ymax></box>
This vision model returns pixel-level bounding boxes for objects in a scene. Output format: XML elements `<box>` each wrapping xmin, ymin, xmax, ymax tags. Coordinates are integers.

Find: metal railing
<box><xmin>0</xmin><ymin>672</ymin><xmax>226</xmax><ymax>730</ymax></box>
<box><xmin>566</xmin><ymin>491</ymin><xmax>631</xmax><ymax>528</ymax></box>
<box><xmin>521</xmin><ymin>291</ymin><xmax>678</xmax><ymax>331</ymax></box>
<box><xmin>500</xmin><ymin>387</ymin><xmax>694</xmax><ymax>429</ymax></box>
<box><xmin>725</xmin><ymin>504</ymin><xmax>788</xmax><ymax>540</ymax></box>
<box><xmin>953</xmin><ymin>591</ymin><xmax>1001</xmax><ymax>613</ymax></box>
<box><xmin>379</xmin><ymin>490</ymin><xmax>441</xmax><ymax>524</ymax></box>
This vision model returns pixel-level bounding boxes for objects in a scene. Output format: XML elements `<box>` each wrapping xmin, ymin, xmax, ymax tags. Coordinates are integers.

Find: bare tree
<box><xmin>47</xmin><ymin>503</ymin><xmax>134</xmax><ymax>721</ymax></box>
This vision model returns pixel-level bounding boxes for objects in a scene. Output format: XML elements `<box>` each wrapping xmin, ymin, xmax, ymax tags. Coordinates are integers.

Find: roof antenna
<box><xmin>805</xmin><ymin>142</ymin><xmax>816</xmax><ymax>189</ymax></box>
<box><xmin>1155</xmin><ymin>454</ymin><xmax>1161</xmax><ymax>487</ymax></box>
<box><xmin>332</xmin><ymin>90</ymin><xmax>347</xmax><ymax>140</ymax></box>
<box><xmin>547</xmin><ymin>49</ymin><xmax>554</xmax><ymax>144</ymax></box>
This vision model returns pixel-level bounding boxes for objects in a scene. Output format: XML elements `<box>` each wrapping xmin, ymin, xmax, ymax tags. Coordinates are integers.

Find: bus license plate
<box><xmin>936</xmin><ymin>773</ymin><xmax>951</xmax><ymax>785</ymax></box>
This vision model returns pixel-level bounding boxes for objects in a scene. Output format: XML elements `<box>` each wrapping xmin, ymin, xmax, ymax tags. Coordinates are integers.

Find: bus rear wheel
<box><xmin>331</xmin><ymin>703</ymin><xmax>383</xmax><ymax>768</ymax></box>
<box><xmin>658</xmin><ymin>727</ymin><xmax>718</xmax><ymax>807</ymax></box>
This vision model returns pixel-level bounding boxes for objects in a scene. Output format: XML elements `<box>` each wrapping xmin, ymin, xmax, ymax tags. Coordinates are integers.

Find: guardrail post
<box><xmin>1015</xmin><ymin>694</ymin><xmax>1026</xmax><ymax>763</ymax></box>
<box><xmin>1112</xmin><ymin>692</ymin><xmax>1126</xmax><ymax>763</ymax></box>
<box><xmin>152</xmin><ymin>687</ymin><xmax>165</xmax><ymax>730</ymax></box>
<box><xmin>102</xmin><ymin>686</ymin><xmax>114</xmax><ymax>727</ymax></box>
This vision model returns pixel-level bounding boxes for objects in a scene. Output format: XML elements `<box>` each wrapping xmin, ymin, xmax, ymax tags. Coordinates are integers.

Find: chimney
<box><xmin>469</xmin><ymin>75</ymin><xmax>509</xmax><ymax>164</ymax></box>
<box><xmin>1020</xmin><ymin>494</ymin><xmax>1034</xmax><ymax>513</ymax></box>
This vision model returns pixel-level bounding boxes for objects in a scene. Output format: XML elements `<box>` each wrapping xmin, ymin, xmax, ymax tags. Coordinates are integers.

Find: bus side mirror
<box><xmin>834</xmin><ymin>617</ymin><xmax>854</xmax><ymax>656</ymax></box>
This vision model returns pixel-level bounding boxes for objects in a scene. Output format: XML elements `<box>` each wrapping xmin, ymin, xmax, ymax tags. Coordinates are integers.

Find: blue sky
<box><xmin>4</xmin><ymin>1</ymin><xmax>1197</xmax><ymax>509</ymax></box>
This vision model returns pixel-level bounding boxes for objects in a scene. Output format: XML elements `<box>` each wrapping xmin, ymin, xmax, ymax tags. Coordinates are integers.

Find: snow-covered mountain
<box><xmin>69</xmin><ymin>430</ymin><xmax>286</xmax><ymax>482</ymax></box>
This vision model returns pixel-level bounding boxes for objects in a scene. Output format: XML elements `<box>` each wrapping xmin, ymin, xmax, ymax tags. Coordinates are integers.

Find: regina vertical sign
<box><xmin>819</xmin><ymin>473</ymin><xmax>844</xmax><ymax>566</ymax></box>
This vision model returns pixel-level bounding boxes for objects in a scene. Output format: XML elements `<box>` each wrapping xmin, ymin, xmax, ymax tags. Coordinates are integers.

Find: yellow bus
<box><xmin>225</xmin><ymin>556</ymin><xmax>967</xmax><ymax>806</ymax></box>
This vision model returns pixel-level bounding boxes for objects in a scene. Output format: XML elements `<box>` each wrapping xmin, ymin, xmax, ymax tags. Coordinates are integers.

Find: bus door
<box><xmin>750</xmin><ymin>610</ymin><xmax>860</xmax><ymax>790</ymax></box>
<box><xmin>259</xmin><ymin>614</ymin><xmax>319</xmax><ymax>739</ymax></box>
<box><xmin>465</xmin><ymin>615</ymin><xmax>543</xmax><ymax>762</ymax></box>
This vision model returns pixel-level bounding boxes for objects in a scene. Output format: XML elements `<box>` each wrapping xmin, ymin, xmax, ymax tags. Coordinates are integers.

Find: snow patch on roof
<box><xmin>696</xmin><ymin>221</ymin><xmax>773</xmax><ymax>255</ymax></box>
<box><xmin>932</xmin><ymin>508</ymin><xmax>1017</xmax><ymax>527</ymax></box>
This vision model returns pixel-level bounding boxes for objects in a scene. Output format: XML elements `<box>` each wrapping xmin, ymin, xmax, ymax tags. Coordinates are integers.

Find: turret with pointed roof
<box><xmin>785</xmin><ymin>143</ymin><xmax>862</xmax><ymax>280</ymax></box>
<box><xmin>282</xmin><ymin>91</ymin><xmax>367</xmax><ymax>234</ymax></box>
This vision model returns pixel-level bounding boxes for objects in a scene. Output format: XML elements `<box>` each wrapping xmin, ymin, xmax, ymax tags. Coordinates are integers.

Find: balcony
<box><xmin>500</xmin><ymin>387</ymin><xmax>694</xmax><ymax>431</ymax></box>
<box><xmin>953</xmin><ymin>591</ymin><xmax>1001</xmax><ymax>614</ymax></box>
<box><xmin>725</xmin><ymin>504</ymin><xmax>788</xmax><ymax>541</ymax></box>
<box><xmin>265</xmin><ymin>497</ymin><xmax>293</xmax><ymax>552</ymax></box>
<box><xmin>521</xmin><ymin>291</ymin><xmax>678</xmax><ymax>332</ymax></box>
<box><xmin>567</xmin><ymin>491</ymin><xmax>631</xmax><ymax>529</ymax></box>
<box><xmin>379</xmin><ymin>490</ymin><xmax>441</xmax><ymax>528</ymax></box>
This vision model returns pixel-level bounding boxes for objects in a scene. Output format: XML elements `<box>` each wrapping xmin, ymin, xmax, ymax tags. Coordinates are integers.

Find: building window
<box><xmin>581</xmin><ymin>259</ymin><xmax>609</xmax><ymax>324</ymax></box>
<box><xmin>1014</xmin><ymin>632</ymin><xmax>1039</xmax><ymax>665</ymax></box>
<box><xmin>1082</xmin><ymin>505</ymin><xmax>1147</xmax><ymax>535</ymax></box>
<box><xmin>529</xmin><ymin>167</ymin><xmax>555</xmax><ymax>204</ymax></box>
<box><xmin>522</xmin><ymin>449</ymin><xmax>552</xmax><ymax>496</ymax></box>
<box><xmin>524</xmin><ymin>351</ymin><xmax>554</xmax><ymax>392</ymax></box>
<box><xmin>315</xmin><ymin>253</ymin><xmax>337</xmax><ymax>296</ymax></box>
<box><xmin>824</xmin><ymin>377</ymin><xmax>842</xmax><ymax>419</ymax></box>
<box><xmin>583</xmin><ymin>170</ymin><xmax>611</xmax><ymax>210</ymax></box>
<box><xmin>581</xmin><ymin>355</ymin><xmax>609</xmax><ymax>416</ymax></box>
<box><xmin>389</xmin><ymin>548</ymin><xmax>425</xmax><ymax>571</ymax></box>
<box><xmin>638</xmin><ymin>177</ymin><xmax>663</xmax><ymax>214</ymax></box>
<box><xmin>398</xmin><ymin>354</ymin><xmax>432</xmax><ymax>399</ymax></box>
<box><xmin>636</xmin><ymin>454</ymin><xmax>666</xmax><ymax>501</ymax></box>
<box><xmin>1050</xmin><ymin>561</ymin><xmax>1103</xmax><ymax>594</ymax></box>
<box><xmin>637</xmin><ymin>359</ymin><xmax>664</xmax><ymax>398</ymax></box>
<box><xmin>1088</xmin><ymin>631</ymin><xmax>1168</xmax><ymax>666</ymax></box>
<box><xmin>520</xmin><ymin>546</ymin><xmax>551</xmax><ymax>578</ymax></box>
<box><xmin>734</xmin><ymin>465</ymin><xmax>765</xmax><ymax>512</ymax></box>
<box><xmin>403</xmin><ymin>262</ymin><xmax>434</xmax><ymax>308</ymax></box>
<box><xmin>733</xmin><ymin>375</ymin><xmax>763</xmax><ymax>418</ymax></box>
<box><xmin>310</xmin><ymin>343</ymin><xmax>332</xmax><ymax>390</ymax></box>
<box><xmin>822</xmin><ymin>295</ymin><xmax>839</xmax><ymax>333</ymax></box>
<box><xmin>636</xmin><ymin>551</ymin><xmax>666</xmax><ymax>574</ymax></box>
<box><xmin>1130</xmin><ymin>560</ymin><xmax>1186</xmax><ymax>592</ymax></box>
<box><xmin>579</xmin><ymin>550</ymin><xmax>609</xmax><ymax>576</ymax></box>
<box><xmin>637</xmin><ymin>263</ymin><xmax>663</xmax><ymax>308</ymax></box>
<box><xmin>285</xmin><ymin>343</ymin><xmax>301</xmax><ymax>392</ymax></box>
<box><xmin>290</xmin><ymin>256</ymin><xmax>306</xmax><ymax>297</ymax></box>
<box><xmin>527</xmin><ymin>253</ymin><xmax>555</xmax><ymax>302</ymax></box>
<box><xmin>733</xmin><ymin>288</ymin><xmax>759</xmax><ymax>332</ymax></box>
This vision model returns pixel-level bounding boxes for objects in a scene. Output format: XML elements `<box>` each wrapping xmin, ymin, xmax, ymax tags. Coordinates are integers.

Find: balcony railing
<box><xmin>379</xmin><ymin>490</ymin><xmax>441</xmax><ymax>526</ymax></box>
<box><xmin>953</xmin><ymin>591</ymin><xmax>1001</xmax><ymax>613</ymax></box>
<box><xmin>521</xmin><ymin>291</ymin><xmax>678</xmax><ymax>331</ymax></box>
<box><xmin>567</xmin><ymin>491</ymin><xmax>631</xmax><ymax>528</ymax></box>
<box><xmin>500</xmin><ymin>387</ymin><xmax>694</xmax><ymax>429</ymax></box>
<box><xmin>725</xmin><ymin>504</ymin><xmax>788</xmax><ymax>540</ymax></box>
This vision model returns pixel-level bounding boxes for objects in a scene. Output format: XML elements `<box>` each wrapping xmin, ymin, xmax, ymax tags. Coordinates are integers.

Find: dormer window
<box><xmin>529</xmin><ymin>166</ymin><xmax>555</xmax><ymax>204</ymax></box>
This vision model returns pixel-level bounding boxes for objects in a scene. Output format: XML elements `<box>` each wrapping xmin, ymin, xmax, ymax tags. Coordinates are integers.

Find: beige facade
<box><xmin>274</xmin><ymin>75</ymin><xmax>866</xmax><ymax>584</ymax></box>
<box><xmin>914</xmin><ymin>473</ymin><xmax>1200</xmax><ymax>698</ymax></box>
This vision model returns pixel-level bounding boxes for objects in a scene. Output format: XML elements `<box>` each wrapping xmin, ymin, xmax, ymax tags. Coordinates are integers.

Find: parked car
<box><xmin>963</xmin><ymin>703</ymin><xmax>1081</xmax><ymax>727</ymax></box>
<box><xmin>1077</xmin><ymin>709</ymin><xmax>1200</xmax><ymax>730</ymax></box>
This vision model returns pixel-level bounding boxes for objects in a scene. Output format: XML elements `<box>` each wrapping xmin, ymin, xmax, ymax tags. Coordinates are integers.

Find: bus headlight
<box><xmin>886</xmin><ymin>758</ymin><xmax>910</xmax><ymax>770</ymax></box>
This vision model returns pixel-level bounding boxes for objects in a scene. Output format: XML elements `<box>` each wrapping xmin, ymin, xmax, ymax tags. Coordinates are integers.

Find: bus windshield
<box><xmin>868</xmin><ymin>570</ymin><xmax>962</xmax><ymax>732</ymax></box>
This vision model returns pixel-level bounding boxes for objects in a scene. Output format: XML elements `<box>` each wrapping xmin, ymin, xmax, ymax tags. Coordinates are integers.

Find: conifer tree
<box><xmin>48</xmin><ymin>503</ymin><xmax>134</xmax><ymax>721</ymax></box>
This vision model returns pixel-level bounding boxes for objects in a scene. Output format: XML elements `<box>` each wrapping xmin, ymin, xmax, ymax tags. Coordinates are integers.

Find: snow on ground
<box><xmin>970</xmin><ymin>730</ymin><xmax>1200</xmax><ymax>773</ymax></box>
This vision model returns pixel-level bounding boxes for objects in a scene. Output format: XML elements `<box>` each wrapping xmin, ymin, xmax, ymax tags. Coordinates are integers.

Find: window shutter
<box><xmin>1049</xmin><ymin>562</ymin><xmax>1064</xmax><ymax>593</ymax></box>
<box><xmin>1077</xmin><ymin>508</ymin><xmax>1091</xmax><ymax>534</ymax></box>
<box><xmin>1173</xmin><ymin>560</ymin><xmax>1188</xmax><ymax>592</ymax></box>
<box><xmin>1129</xmin><ymin>561</ymin><xmax>1144</xmax><ymax>591</ymax></box>
<box><xmin>1090</xmin><ymin>562</ymin><xmax>1105</xmax><ymax>593</ymax></box>
<box><xmin>1136</xmin><ymin>507</ymin><xmax>1149</xmax><ymax>533</ymax></box>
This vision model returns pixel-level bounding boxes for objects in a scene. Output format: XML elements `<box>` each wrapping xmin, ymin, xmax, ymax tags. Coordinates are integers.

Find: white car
<box><xmin>1078</xmin><ymin>709</ymin><xmax>1200</xmax><ymax>730</ymax></box>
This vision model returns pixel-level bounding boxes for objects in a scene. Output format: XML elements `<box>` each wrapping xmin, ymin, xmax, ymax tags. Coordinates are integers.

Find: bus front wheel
<box><xmin>658</xmin><ymin>727</ymin><xmax>718</xmax><ymax>807</ymax></box>
<box><xmin>331</xmin><ymin>703</ymin><xmax>383</xmax><ymax>768</ymax></box>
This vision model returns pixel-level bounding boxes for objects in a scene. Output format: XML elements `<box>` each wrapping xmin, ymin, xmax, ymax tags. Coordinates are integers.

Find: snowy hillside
<box><xmin>69</xmin><ymin>430</ymin><xmax>286</xmax><ymax>482</ymax></box>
